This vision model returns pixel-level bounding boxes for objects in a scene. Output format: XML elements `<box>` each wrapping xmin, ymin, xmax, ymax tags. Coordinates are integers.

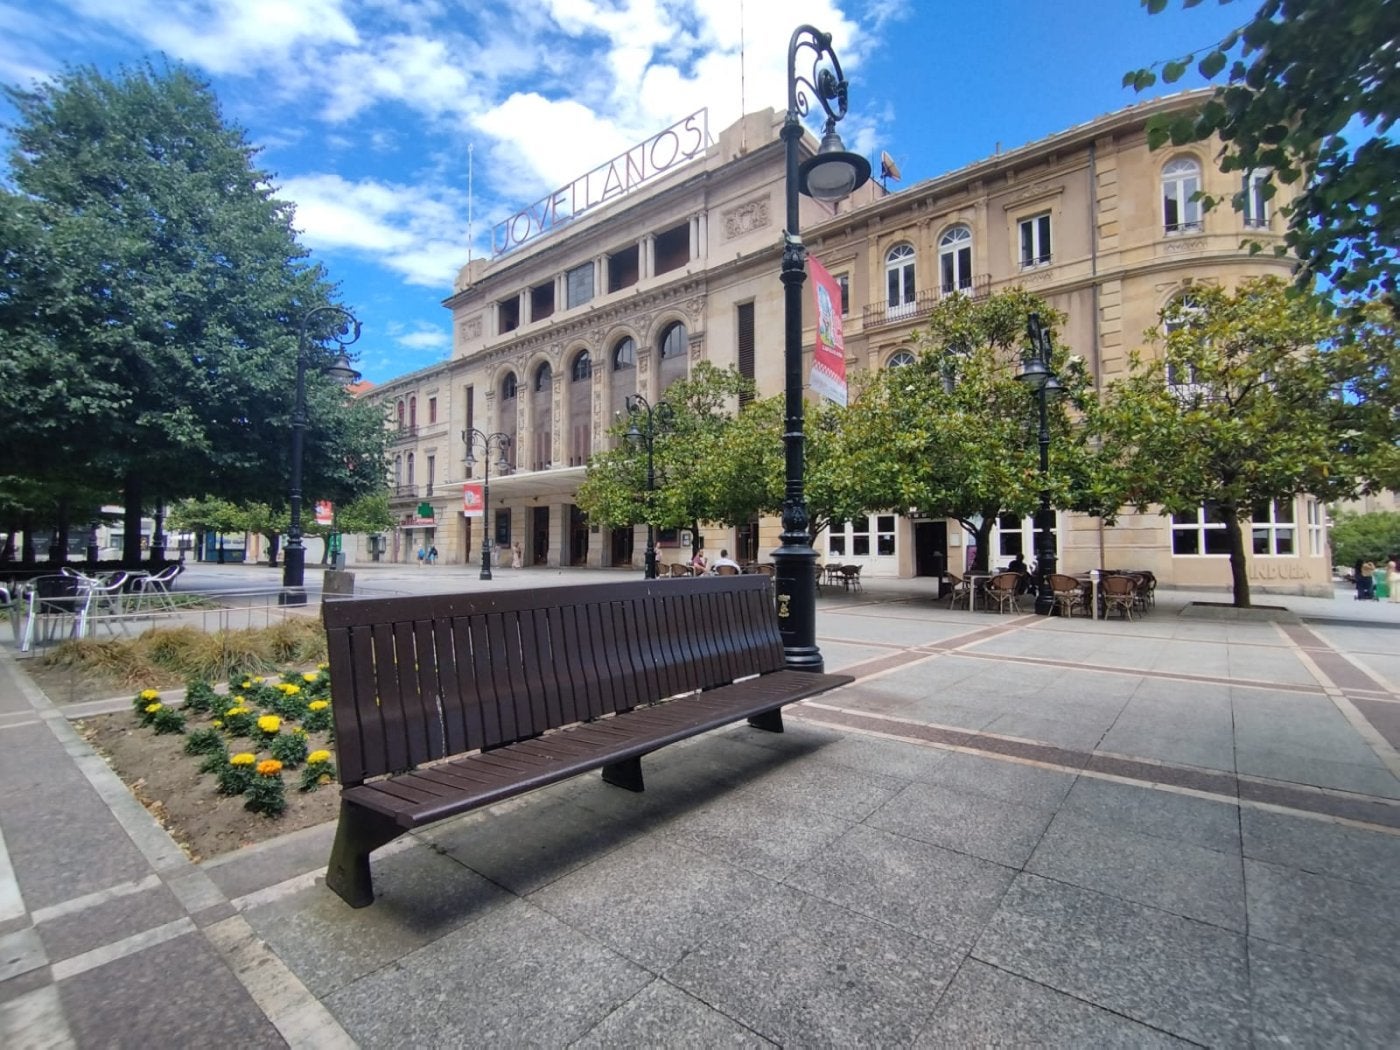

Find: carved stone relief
<box><xmin>1163</xmin><ymin>238</ymin><xmax>1207</xmax><ymax>254</ymax></box>
<box><xmin>462</xmin><ymin>315</ymin><xmax>483</xmax><ymax>339</ymax></box>
<box><xmin>723</xmin><ymin>199</ymin><xmax>771</xmax><ymax>240</ymax></box>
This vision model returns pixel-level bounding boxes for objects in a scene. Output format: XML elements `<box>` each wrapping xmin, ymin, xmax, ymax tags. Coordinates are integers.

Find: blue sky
<box><xmin>1</xmin><ymin>0</ymin><xmax>1249</xmax><ymax>384</ymax></box>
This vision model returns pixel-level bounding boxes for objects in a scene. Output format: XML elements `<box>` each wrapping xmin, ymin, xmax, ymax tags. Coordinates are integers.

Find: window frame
<box><xmin>611</xmin><ymin>337</ymin><xmax>636</xmax><ymax>371</ymax></box>
<box><xmin>1018</xmin><ymin>213</ymin><xmax>1052</xmax><ymax>269</ymax></box>
<box><xmin>501</xmin><ymin>372</ymin><xmax>517</xmax><ymax>401</ymax></box>
<box><xmin>884</xmin><ymin>243</ymin><xmax>917</xmax><ymax>313</ymax></box>
<box><xmin>1170</xmin><ymin>503</ymin><xmax>1231</xmax><ymax>557</ymax></box>
<box><xmin>1162</xmin><ymin>156</ymin><xmax>1203</xmax><ymax>235</ymax></box>
<box><xmin>1243</xmin><ymin>169</ymin><xmax>1271</xmax><ymax>228</ymax></box>
<box><xmin>570</xmin><ymin>350</ymin><xmax>592</xmax><ymax>382</ymax></box>
<box><xmin>1252</xmin><ymin>499</ymin><xmax>1297</xmax><ymax>557</ymax></box>
<box><xmin>938</xmin><ymin>225</ymin><xmax>973</xmax><ymax>294</ymax></box>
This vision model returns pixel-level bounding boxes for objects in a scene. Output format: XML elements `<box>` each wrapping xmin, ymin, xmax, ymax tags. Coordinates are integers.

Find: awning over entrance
<box><xmin>479</xmin><ymin>465</ymin><xmax>588</xmax><ymax>501</ymax></box>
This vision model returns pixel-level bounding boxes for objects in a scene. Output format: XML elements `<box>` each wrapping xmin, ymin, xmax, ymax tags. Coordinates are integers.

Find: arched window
<box><xmin>534</xmin><ymin>362</ymin><xmax>552</xmax><ymax>392</ymax></box>
<box><xmin>396</xmin><ymin>401</ymin><xmax>405</xmax><ymax>429</ymax></box>
<box><xmin>394</xmin><ymin>455</ymin><xmax>402</xmax><ymax>486</ymax></box>
<box><xmin>571</xmin><ymin>350</ymin><xmax>592</xmax><ymax>382</ymax></box>
<box><xmin>885</xmin><ymin>243</ymin><xmax>917</xmax><ymax>318</ymax></box>
<box><xmin>501</xmin><ymin>372</ymin><xmax>517</xmax><ymax>400</ymax></box>
<box><xmin>887</xmin><ymin>349</ymin><xmax>916</xmax><ymax>369</ymax></box>
<box><xmin>659</xmin><ymin>322</ymin><xmax>686</xmax><ymax>358</ymax></box>
<box><xmin>1163</xmin><ymin>293</ymin><xmax>1204</xmax><ymax>388</ymax></box>
<box><xmin>1162</xmin><ymin>157</ymin><xmax>1202</xmax><ymax>234</ymax></box>
<box><xmin>408</xmin><ymin>396</ymin><xmax>417</xmax><ymax>427</ymax></box>
<box><xmin>1243</xmin><ymin>169</ymin><xmax>1271</xmax><ymax>228</ymax></box>
<box><xmin>612</xmin><ymin>337</ymin><xmax>636</xmax><ymax>371</ymax></box>
<box><xmin>938</xmin><ymin>226</ymin><xmax>972</xmax><ymax>294</ymax></box>
<box><xmin>406</xmin><ymin>452</ymin><xmax>415</xmax><ymax>486</ymax></box>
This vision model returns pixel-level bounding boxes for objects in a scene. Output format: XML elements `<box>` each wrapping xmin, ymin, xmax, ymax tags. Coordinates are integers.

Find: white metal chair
<box><xmin>20</xmin><ymin>575</ymin><xmax>93</xmax><ymax>652</ymax></box>
<box><xmin>134</xmin><ymin>564</ymin><xmax>183</xmax><ymax>611</ymax></box>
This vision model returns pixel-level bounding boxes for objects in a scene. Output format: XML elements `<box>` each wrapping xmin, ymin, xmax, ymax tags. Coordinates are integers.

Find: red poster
<box><xmin>462</xmin><ymin>482</ymin><xmax>484</xmax><ymax>518</ymax></box>
<box><xmin>314</xmin><ymin>500</ymin><xmax>334</xmax><ymax>526</ymax></box>
<box><xmin>808</xmin><ymin>255</ymin><xmax>847</xmax><ymax>406</ymax></box>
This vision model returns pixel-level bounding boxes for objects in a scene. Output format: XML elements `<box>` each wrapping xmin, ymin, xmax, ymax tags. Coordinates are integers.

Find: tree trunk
<box><xmin>966</xmin><ymin>515</ymin><xmax>997</xmax><ymax>573</ymax></box>
<box><xmin>48</xmin><ymin>498</ymin><xmax>70</xmax><ymax>564</ymax></box>
<box><xmin>194</xmin><ymin>528</ymin><xmax>205</xmax><ymax>562</ymax></box>
<box><xmin>266</xmin><ymin>533</ymin><xmax>280</xmax><ymax>568</ymax></box>
<box><xmin>1225</xmin><ymin>512</ymin><xmax>1251</xmax><ymax>608</ymax></box>
<box><xmin>1</xmin><ymin>525</ymin><xmax>14</xmax><ymax>561</ymax></box>
<box><xmin>20</xmin><ymin>514</ymin><xmax>36</xmax><ymax>566</ymax></box>
<box><xmin>150</xmin><ymin>502</ymin><xmax>166</xmax><ymax>564</ymax></box>
<box><xmin>122</xmin><ymin>473</ymin><xmax>143</xmax><ymax>570</ymax></box>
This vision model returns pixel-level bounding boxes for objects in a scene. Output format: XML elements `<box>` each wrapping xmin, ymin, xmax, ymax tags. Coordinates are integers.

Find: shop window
<box><xmin>1171</xmin><ymin>503</ymin><xmax>1231</xmax><ymax>555</ymax></box>
<box><xmin>1252</xmin><ymin>500</ymin><xmax>1296</xmax><ymax>556</ymax></box>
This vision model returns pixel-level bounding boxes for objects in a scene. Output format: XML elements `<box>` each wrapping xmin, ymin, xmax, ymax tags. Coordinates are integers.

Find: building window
<box><xmin>394</xmin><ymin>455</ymin><xmax>402</xmax><ymax>486</ymax></box>
<box><xmin>607</xmin><ymin>244</ymin><xmax>639</xmax><ymax>292</ymax></box>
<box><xmin>1252</xmin><ymin>500</ymin><xmax>1296</xmax><ymax>556</ymax></box>
<box><xmin>1019</xmin><ymin>214</ymin><xmax>1052</xmax><ymax>268</ymax></box>
<box><xmin>406</xmin><ymin>452</ymin><xmax>415</xmax><ymax>486</ymax></box>
<box><xmin>408</xmin><ymin>396</ymin><xmax>417</xmax><ymax>427</ymax></box>
<box><xmin>494</xmin><ymin>508</ymin><xmax>511</xmax><ymax>547</ymax></box>
<box><xmin>993</xmin><ymin>513</ymin><xmax>1058</xmax><ymax>566</ymax></box>
<box><xmin>501</xmin><ymin>372</ymin><xmax>517</xmax><ymax>400</ymax></box>
<box><xmin>836</xmin><ymin>273</ymin><xmax>850</xmax><ymax>315</ymax></box>
<box><xmin>1171</xmin><ymin>503</ymin><xmax>1231</xmax><ymax>556</ymax></box>
<box><xmin>530</xmin><ymin>280</ymin><xmax>555</xmax><ymax>321</ymax></box>
<box><xmin>426</xmin><ymin>455</ymin><xmax>435</xmax><ymax>492</ymax></box>
<box><xmin>566</xmin><ymin>262</ymin><xmax>594</xmax><ymax>308</ymax></box>
<box><xmin>428</xmin><ymin>396</ymin><xmax>437</xmax><ymax>424</ymax></box>
<box><xmin>939</xmin><ymin>225</ymin><xmax>973</xmax><ymax>293</ymax></box>
<box><xmin>571</xmin><ymin>350</ymin><xmax>591</xmax><ymax>382</ymax></box>
<box><xmin>1163</xmin><ymin>294</ymin><xmax>1204</xmax><ymax>389</ymax></box>
<box><xmin>498</xmin><ymin>296</ymin><xmax>521</xmax><ymax>333</ymax></box>
<box><xmin>885</xmin><ymin>243</ymin><xmax>917</xmax><ymax>318</ymax></box>
<box><xmin>1306</xmin><ymin>499</ymin><xmax>1326</xmax><ymax>556</ymax></box>
<box><xmin>826</xmin><ymin>515</ymin><xmax>897</xmax><ymax>559</ymax></box>
<box><xmin>1243</xmin><ymin>170</ymin><xmax>1270</xmax><ymax>228</ymax></box>
<box><xmin>534</xmin><ymin>362</ymin><xmax>552</xmax><ymax>392</ymax></box>
<box><xmin>1162</xmin><ymin>157</ymin><xmax>1203</xmax><ymax>234</ymax></box>
<box><xmin>654</xmin><ymin>222</ymin><xmax>690</xmax><ymax>275</ymax></box>
<box><xmin>465</xmin><ymin>384</ymin><xmax>474</xmax><ymax>433</ymax></box>
<box><xmin>612</xmin><ymin>337</ymin><xmax>636</xmax><ymax>371</ymax></box>
<box><xmin>659</xmin><ymin>322</ymin><xmax>686</xmax><ymax>359</ymax></box>
<box><xmin>737</xmin><ymin>302</ymin><xmax>755</xmax><ymax>407</ymax></box>
<box><xmin>396</xmin><ymin>400</ymin><xmax>405</xmax><ymax>428</ymax></box>
<box><xmin>887</xmin><ymin>349</ymin><xmax>916</xmax><ymax>368</ymax></box>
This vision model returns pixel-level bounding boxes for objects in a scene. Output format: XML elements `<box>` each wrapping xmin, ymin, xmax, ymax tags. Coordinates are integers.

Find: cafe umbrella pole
<box><xmin>774</xmin><ymin>25</ymin><xmax>870</xmax><ymax>672</ymax></box>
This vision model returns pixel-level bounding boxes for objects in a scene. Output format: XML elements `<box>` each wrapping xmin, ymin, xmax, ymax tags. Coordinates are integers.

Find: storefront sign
<box><xmin>313</xmin><ymin>500</ymin><xmax>334</xmax><ymax>526</ymax></box>
<box><xmin>808</xmin><ymin>255</ymin><xmax>848</xmax><ymax>406</ymax></box>
<box><xmin>492</xmin><ymin>109</ymin><xmax>708</xmax><ymax>255</ymax></box>
<box><xmin>462</xmin><ymin>482</ymin><xmax>484</xmax><ymax>518</ymax></box>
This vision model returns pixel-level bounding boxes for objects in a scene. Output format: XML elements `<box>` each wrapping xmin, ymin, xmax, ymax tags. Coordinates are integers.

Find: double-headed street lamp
<box><xmin>283</xmin><ymin>306</ymin><xmax>361</xmax><ymax>601</ymax></box>
<box><xmin>1016</xmin><ymin>312</ymin><xmax>1064</xmax><ymax>615</ymax></box>
<box><xmin>777</xmin><ymin>25</ymin><xmax>871</xmax><ymax>672</ymax></box>
<box><xmin>625</xmin><ymin>393</ymin><xmax>674</xmax><ymax>579</ymax></box>
<box><xmin>462</xmin><ymin>428</ymin><xmax>511</xmax><ymax>580</ymax></box>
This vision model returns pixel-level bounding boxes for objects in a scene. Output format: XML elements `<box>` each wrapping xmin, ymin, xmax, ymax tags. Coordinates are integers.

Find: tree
<box><xmin>1328</xmin><ymin>510</ymin><xmax>1400</xmax><ymax>569</ymax></box>
<box><xmin>1127</xmin><ymin>0</ymin><xmax>1400</xmax><ymax>307</ymax></box>
<box><xmin>166</xmin><ymin>496</ymin><xmax>243</xmax><ymax>563</ymax></box>
<box><xmin>1095</xmin><ymin>278</ymin><xmax>1358</xmax><ymax>606</ymax></box>
<box><xmin>0</xmin><ymin>63</ymin><xmax>382</xmax><ymax>567</ymax></box>
<box><xmin>576</xmin><ymin>363</ymin><xmax>752</xmax><ymax>552</ymax></box>
<box><xmin>846</xmin><ymin>290</ymin><xmax>1097</xmax><ymax>572</ymax></box>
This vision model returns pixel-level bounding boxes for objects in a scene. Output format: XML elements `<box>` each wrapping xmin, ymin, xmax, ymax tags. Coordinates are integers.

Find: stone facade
<box><xmin>364</xmin><ymin>93</ymin><xmax>1332</xmax><ymax>595</ymax></box>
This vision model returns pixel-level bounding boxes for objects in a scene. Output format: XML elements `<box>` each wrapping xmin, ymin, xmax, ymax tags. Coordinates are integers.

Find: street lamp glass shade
<box><xmin>799</xmin><ymin>129</ymin><xmax>872</xmax><ymax>201</ymax></box>
<box><xmin>1041</xmin><ymin>373</ymin><xmax>1066</xmax><ymax>400</ymax></box>
<box><xmin>326</xmin><ymin>352</ymin><xmax>361</xmax><ymax>386</ymax></box>
<box><xmin>1015</xmin><ymin>354</ymin><xmax>1050</xmax><ymax>392</ymax></box>
<box><xmin>495</xmin><ymin>453</ymin><xmax>510</xmax><ymax>473</ymax></box>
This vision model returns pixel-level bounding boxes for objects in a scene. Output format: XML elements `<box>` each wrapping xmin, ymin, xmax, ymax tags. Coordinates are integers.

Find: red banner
<box><xmin>462</xmin><ymin>482</ymin><xmax>484</xmax><ymax>518</ymax></box>
<box><xmin>808</xmin><ymin>255</ymin><xmax>847</xmax><ymax>406</ymax></box>
<box><xmin>313</xmin><ymin>500</ymin><xmax>334</xmax><ymax>526</ymax></box>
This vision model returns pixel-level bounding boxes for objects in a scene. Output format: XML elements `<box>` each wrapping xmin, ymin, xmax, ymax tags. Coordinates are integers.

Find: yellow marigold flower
<box><xmin>230</xmin><ymin>752</ymin><xmax>256</xmax><ymax>766</ymax></box>
<box><xmin>317</xmin><ymin>662</ymin><xmax>328</xmax><ymax>670</ymax></box>
<box><xmin>293</xmin><ymin>727</ymin><xmax>307</xmax><ymax>737</ymax></box>
<box><xmin>257</xmin><ymin>715</ymin><xmax>281</xmax><ymax>734</ymax></box>
<box><xmin>256</xmin><ymin>759</ymin><xmax>282</xmax><ymax>776</ymax></box>
<box><xmin>253</xmin><ymin>676</ymin><xmax>265</xmax><ymax>684</ymax></box>
<box><xmin>240</xmin><ymin>680</ymin><xmax>251</xmax><ymax>688</ymax></box>
<box><xmin>144</xmin><ymin>702</ymin><xmax>162</xmax><ymax>714</ymax></box>
<box><xmin>302</xmin><ymin>672</ymin><xmax>318</xmax><ymax>683</ymax></box>
<box><xmin>139</xmin><ymin>689</ymin><xmax>159</xmax><ymax>700</ymax></box>
<box><xmin>308</xmin><ymin>700</ymin><xmax>329</xmax><ymax>711</ymax></box>
<box><xmin>285</xmin><ymin>684</ymin><xmax>301</xmax><ymax>696</ymax></box>
<box><xmin>234</xmin><ymin>695</ymin><xmax>245</xmax><ymax>703</ymax></box>
<box><xmin>307</xmin><ymin>749</ymin><xmax>332</xmax><ymax>765</ymax></box>
<box><xmin>226</xmin><ymin>706</ymin><xmax>248</xmax><ymax>717</ymax></box>
<box><xmin>211</xmin><ymin>720</ymin><xmax>224</xmax><ymax>729</ymax></box>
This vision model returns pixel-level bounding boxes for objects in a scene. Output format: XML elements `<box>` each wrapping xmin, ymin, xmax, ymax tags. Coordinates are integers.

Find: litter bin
<box><xmin>331</xmin><ymin>552</ymin><xmax>347</xmax><ymax>571</ymax></box>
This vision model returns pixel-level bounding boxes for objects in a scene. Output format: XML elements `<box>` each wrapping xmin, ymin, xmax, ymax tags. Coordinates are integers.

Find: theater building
<box><xmin>367</xmin><ymin>91</ymin><xmax>1332</xmax><ymax>595</ymax></box>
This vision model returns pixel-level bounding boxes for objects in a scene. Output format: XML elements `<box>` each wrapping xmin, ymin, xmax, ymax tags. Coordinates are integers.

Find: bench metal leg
<box><xmin>325</xmin><ymin>803</ymin><xmax>405</xmax><ymax>908</ymax></box>
<box><xmin>747</xmin><ymin>708</ymin><xmax>784</xmax><ymax>733</ymax></box>
<box><xmin>601</xmin><ymin>756</ymin><xmax>644</xmax><ymax>792</ymax></box>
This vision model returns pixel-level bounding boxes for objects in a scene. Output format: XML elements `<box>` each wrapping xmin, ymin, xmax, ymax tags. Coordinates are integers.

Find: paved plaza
<box><xmin>2</xmin><ymin>564</ymin><xmax>1399</xmax><ymax>1046</ymax></box>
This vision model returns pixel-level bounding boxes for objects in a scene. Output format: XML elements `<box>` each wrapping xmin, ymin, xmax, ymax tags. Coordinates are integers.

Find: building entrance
<box><xmin>610</xmin><ymin>527</ymin><xmax>633</xmax><ymax>567</ymax></box>
<box><xmin>531</xmin><ymin>506</ymin><xmax>550</xmax><ymax>566</ymax></box>
<box><xmin>568</xmin><ymin>505</ymin><xmax>589</xmax><ymax>566</ymax></box>
<box><xmin>914</xmin><ymin>521</ymin><xmax>948</xmax><ymax>596</ymax></box>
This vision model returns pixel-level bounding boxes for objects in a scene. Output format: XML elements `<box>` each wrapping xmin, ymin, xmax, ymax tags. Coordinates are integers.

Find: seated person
<box><xmin>691</xmin><ymin>549</ymin><xmax>708</xmax><ymax>574</ymax></box>
<box><xmin>711</xmin><ymin>549</ymin><xmax>741</xmax><ymax>573</ymax></box>
<box><xmin>1007</xmin><ymin>552</ymin><xmax>1033</xmax><ymax>594</ymax></box>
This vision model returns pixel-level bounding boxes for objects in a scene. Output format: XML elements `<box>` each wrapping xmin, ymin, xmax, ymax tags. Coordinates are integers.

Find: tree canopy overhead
<box><xmin>1127</xmin><ymin>0</ymin><xmax>1400</xmax><ymax>308</ymax></box>
<box><xmin>0</xmin><ymin>62</ymin><xmax>386</xmax><ymax>563</ymax></box>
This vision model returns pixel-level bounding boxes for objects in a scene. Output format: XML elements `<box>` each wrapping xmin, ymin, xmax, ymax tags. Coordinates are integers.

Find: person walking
<box><xmin>416</xmin><ymin>545</ymin><xmax>426</xmax><ymax>568</ymax></box>
<box><xmin>1389</xmin><ymin>553</ymin><xmax>1400</xmax><ymax>604</ymax></box>
<box><xmin>1360</xmin><ymin>559</ymin><xmax>1376</xmax><ymax>600</ymax></box>
<box><xmin>511</xmin><ymin>541</ymin><xmax>523</xmax><ymax>569</ymax></box>
<box><xmin>428</xmin><ymin>545</ymin><xmax>438</xmax><ymax>565</ymax></box>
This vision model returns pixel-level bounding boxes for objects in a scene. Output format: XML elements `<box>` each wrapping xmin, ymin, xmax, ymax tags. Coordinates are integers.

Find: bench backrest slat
<box><xmin>323</xmin><ymin>577</ymin><xmax>784</xmax><ymax>785</ymax></box>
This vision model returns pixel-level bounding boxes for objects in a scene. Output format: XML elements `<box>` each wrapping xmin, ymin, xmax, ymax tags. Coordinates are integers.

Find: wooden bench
<box><xmin>321</xmin><ymin>575</ymin><xmax>852</xmax><ymax>907</ymax></box>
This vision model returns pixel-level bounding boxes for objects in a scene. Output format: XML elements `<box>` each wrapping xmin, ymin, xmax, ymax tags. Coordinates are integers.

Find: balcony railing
<box><xmin>861</xmin><ymin>276</ymin><xmax>989</xmax><ymax>331</ymax></box>
<box><xmin>392</xmin><ymin>484</ymin><xmax>418</xmax><ymax>500</ymax></box>
<box><xmin>390</xmin><ymin>425</ymin><xmax>419</xmax><ymax>443</ymax></box>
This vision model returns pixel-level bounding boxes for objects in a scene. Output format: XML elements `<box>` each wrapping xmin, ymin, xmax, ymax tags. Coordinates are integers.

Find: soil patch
<box><xmin>77</xmin><ymin>710</ymin><xmax>340</xmax><ymax>862</ymax></box>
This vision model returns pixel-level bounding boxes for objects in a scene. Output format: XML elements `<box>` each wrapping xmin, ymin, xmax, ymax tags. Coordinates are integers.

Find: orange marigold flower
<box><xmin>256</xmin><ymin>759</ymin><xmax>283</xmax><ymax>776</ymax></box>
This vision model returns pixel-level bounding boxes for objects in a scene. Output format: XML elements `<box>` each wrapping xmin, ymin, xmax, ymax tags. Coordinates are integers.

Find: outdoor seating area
<box><xmin>942</xmin><ymin>567</ymin><xmax>1156</xmax><ymax>620</ymax></box>
<box><xmin>6</xmin><ymin>564</ymin><xmax>188</xmax><ymax>651</ymax></box>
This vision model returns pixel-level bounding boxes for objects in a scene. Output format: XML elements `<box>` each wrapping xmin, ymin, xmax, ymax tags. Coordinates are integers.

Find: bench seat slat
<box><xmin>342</xmin><ymin>668</ymin><xmax>850</xmax><ymax>828</ymax></box>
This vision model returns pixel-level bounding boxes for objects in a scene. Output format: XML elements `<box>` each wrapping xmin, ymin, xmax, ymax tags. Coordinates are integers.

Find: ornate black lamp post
<box><xmin>625</xmin><ymin>393</ymin><xmax>674</xmax><ymax>579</ymax></box>
<box><xmin>462</xmin><ymin>428</ymin><xmax>511</xmax><ymax>580</ymax></box>
<box><xmin>777</xmin><ymin>26</ymin><xmax>871</xmax><ymax>671</ymax></box>
<box><xmin>283</xmin><ymin>306</ymin><xmax>361</xmax><ymax>602</ymax></box>
<box><xmin>1016</xmin><ymin>312</ymin><xmax>1064</xmax><ymax>615</ymax></box>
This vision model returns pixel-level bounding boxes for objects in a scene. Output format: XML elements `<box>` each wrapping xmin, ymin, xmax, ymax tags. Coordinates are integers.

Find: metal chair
<box><xmin>20</xmin><ymin>575</ymin><xmax>93</xmax><ymax>652</ymax></box>
<box><xmin>944</xmin><ymin>572</ymin><xmax>971</xmax><ymax>610</ymax></box>
<box><xmin>984</xmin><ymin>571</ymin><xmax>1023</xmax><ymax>614</ymax></box>
<box><xmin>839</xmin><ymin>564</ymin><xmax>863</xmax><ymax>592</ymax></box>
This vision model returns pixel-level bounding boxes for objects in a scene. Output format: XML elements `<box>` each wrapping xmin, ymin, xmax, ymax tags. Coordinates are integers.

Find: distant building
<box><xmin>365</xmin><ymin>91</ymin><xmax>1331</xmax><ymax>595</ymax></box>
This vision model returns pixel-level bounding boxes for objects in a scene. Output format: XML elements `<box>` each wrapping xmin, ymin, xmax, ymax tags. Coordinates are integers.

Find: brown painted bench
<box><xmin>321</xmin><ymin>575</ymin><xmax>852</xmax><ymax>907</ymax></box>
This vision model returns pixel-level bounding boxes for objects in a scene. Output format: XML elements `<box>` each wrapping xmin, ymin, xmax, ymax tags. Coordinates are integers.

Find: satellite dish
<box><xmin>879</xmin><ymin>151</ymin><xmax>902</xmax><ymax>182</ymax></box>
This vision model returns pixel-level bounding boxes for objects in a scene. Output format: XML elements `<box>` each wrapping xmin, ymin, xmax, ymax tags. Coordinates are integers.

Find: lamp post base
<box><xmin>1034</xmin><ymin>592</ymin><xmax>1055</xmax><ymax>616</ymax></box>
<box><xmin>281</xmin><ymin>545</ymin><xmax>307</xmax><ymax>604</ymax></box>
<box><xmin>480</xmin><ymin>543</ymin><xmax>493</xmax><ymax>581</ymax></box>
<box><xmin>772</xmin><ymin>544</ymin><xmax>824</xmax><ymax>674</ymax></box>
<box><xmin>278</xmin><ymin>590</ymin><xmax>309</xmax><ymax>607</ymax></box>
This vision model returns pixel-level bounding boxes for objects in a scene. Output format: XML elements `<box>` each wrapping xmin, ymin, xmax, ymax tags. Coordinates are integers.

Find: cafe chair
<box><xmin>1101</xmin><ymin>574</ymin><xmax>1138</xmax><ymax>620</ymax></box>
<box><xmin>1046</xmin><ymin>573</ymin><xmax>1088</xmax><ymax>618</ymax></box>
<box><xmin>984</xmin><ymin>572</ymin><xmax>1023</xmax><ymax>614</ymax></box>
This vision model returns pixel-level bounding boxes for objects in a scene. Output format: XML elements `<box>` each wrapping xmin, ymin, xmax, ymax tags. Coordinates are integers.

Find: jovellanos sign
<box><xmin>492</xmin><ymin>109</ymin><xmax>708</xmax><ymax>256</ymax></box>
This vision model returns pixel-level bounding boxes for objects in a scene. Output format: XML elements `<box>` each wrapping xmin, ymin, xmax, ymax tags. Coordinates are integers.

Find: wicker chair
<box><xmin>715</xmin><ymin>564</ymin><xmax>740</xmax><ymax>576</ymax></box>
<box><xmin>1101</xmin><ymin>574</ymin><xmax>1138</xmax><ymax>620</ymax></box>
<box><xmin>944</xmin><ymin>572</ymin><xmax>972</xmax><ymax>610</ymax></box>
<box><xmin>984</xmin><ymin>571</ymin><xmax>1023</xmax><ymax>614</ymax></box>
<box><xmin>839</xmin><ymin>564</ymin><xmax>863</xmax><ymax>592</ymax></box>
<box><xmin>1046</xmin><ymin>573</ymin><xmax>1088</xmax><ymax>618</ymax></box>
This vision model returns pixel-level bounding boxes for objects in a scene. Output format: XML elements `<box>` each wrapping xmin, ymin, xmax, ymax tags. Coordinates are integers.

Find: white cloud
<box><xmin>393</xmin><ymin>325</ymin><xmax>451</xmax><ymax>351</ymax></box>
<box><xmin>277</xmin><ymin>173</ymin><xmax>468</xmax><ymax>287</ymax></box>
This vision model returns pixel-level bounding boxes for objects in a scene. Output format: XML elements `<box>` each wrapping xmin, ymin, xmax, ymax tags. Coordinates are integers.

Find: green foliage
<box><xmin>220</xmin><ymin>704</ymin><xmax>256</xmax><ymax>738</ymax></box>
<box><xmin>335</xmin><ymin>491</ymin><xmax>395</xmax><ymax>535</ymax></box>
<box><xmin>299</xmin><ymin>755</ymin><xmax>337</xmax><ymax>792</ymax></box>
<box><xmin>1095</xmin><ymin>278</ymin><xmax>1358</xmax><ymax>605</ymax></box>
<box><xmin>1328</xmin><ymin>511</ymin><xmax>1400</xmax><ymax>567</ymax></box>
<box><xmin>302</xmin><ymin>701</ymin><xmax>333</xmax><ymax>733</ymax></box>
<box><xmin>1127</xmin><ymin>0</ymin><xmax>1400</xmax><ymax>308</ymax></box>
<box><xmin>216</xmin><ymin>756</ymin><xmax>254</xmax><ymax>795</ymax></box>
<box><xmin>183</xmin><ymin>727</ymin><xmax>225</xmax><ymax>756</ymax></box>
<box><xmin>183</xmin><ymin>679</ymin><xmax>219</xmax><ymax>715</ymax></box>
<box><xmin>148</xmin><ymin>706</ymin><xmax>186</xmax><ymax>735</ymax></box>
<box><xmin>269</xmin><ymin>731</ymin><xmax>309</xmax><ymax>768</ymax></box>
<box><xmin>0</xmin><ymin>62</ymin><xmax>385</xmax><ymax>540</ymax></box>
<box><xmin>197</xmin><ymin>747</ymin><xmax>229</xmax><ymax>775</ymax></box>
<box><xmin>244</xmin><ymin>768</ymin><xmax>287</xmax><ymax>817</ymax></box>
